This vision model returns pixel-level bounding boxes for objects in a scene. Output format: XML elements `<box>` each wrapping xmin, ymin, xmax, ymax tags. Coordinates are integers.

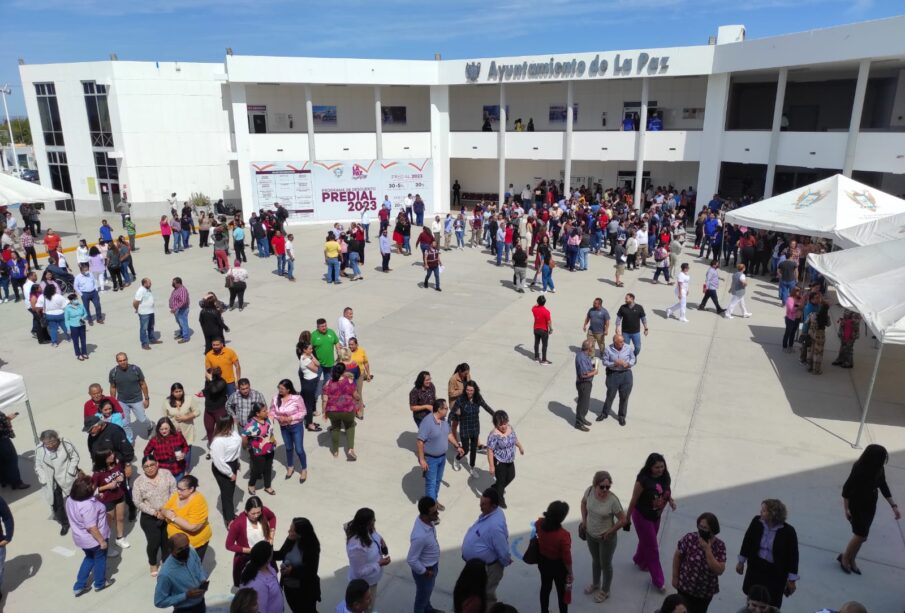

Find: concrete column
<box><xmin>843</xmin><ymin>59</ymin><xmax>871</xmax><ymax>177</ymax></box>
<box><xmin>764</xmin><ymin>68</ymin><xmax>788</xmax><ymax>198</ymax></box>
<box><xmin>633</xmin><ymin>78</ymin><xmax>649</xmax><ymax>210</ymax></box>
<box><xmin>564</xmin><ymin>81</ymin><xmax>574</xmax><ymax>195</ymax></box>
<box><xmin>498</xmin><ymin>84</ymin><xmax>507</xmax><ymax>207</ymax></box>
<box><xmin>429</xmin><ymin>85</ymin><xmax>450</xmax><ymax>214</ymax></box>
<box><xmin>230</xmin><ymin>83</ymin><xmax>254</xmax><ymax>223</ymax></box>
<box><xmin>695</xmin><ymin>72</ymin><xmax>731</xmax><ymax>217</ymax></box>
<box><xmin>305</xmin><ymin>85</ymin><xmax>316</xmax><ymax>162</ymax></box>
<box><xmin>374</xmin><ymin>86</ymin><xmax>383</xmax><ymax>160</ymax></box>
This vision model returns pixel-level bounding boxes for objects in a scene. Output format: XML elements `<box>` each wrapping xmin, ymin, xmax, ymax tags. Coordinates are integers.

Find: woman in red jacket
<box><xmin>535</xmin><ymin>500</ymin><xmax>573</xmax><ymax>613</ymax></box>
<box><xmin>225</xmin><ymin>496</ymin><xmax>277</xmax><ymax>587</ymax></box>
<box><xmin>144</xmin><ymin>417</ymin><xmax>190</xmax><ymax>480</ymax></box>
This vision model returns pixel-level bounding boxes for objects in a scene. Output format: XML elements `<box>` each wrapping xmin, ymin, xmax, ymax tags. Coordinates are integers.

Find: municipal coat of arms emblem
<box><xmin>793</xmin><ymin>189</ymin><xmax>828</xmax><ymax>209</ymax></box>
<box><xmin>465</xmin><ymin>62</ymin><xmax>481</xmax><ymax>82</ymax></box>
<box><xmin>845</xmin><ymin>190</ymin><xmax>877</xmax><ymax>211</ymax></box>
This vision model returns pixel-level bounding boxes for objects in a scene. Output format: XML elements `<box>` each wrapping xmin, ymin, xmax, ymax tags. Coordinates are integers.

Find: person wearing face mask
<box><xmin>672</xmin><ymin>513</ymin><xmax>726</xmax><ymax>613</ymax></box>
<box><xmin>154</xmin><ymin>533</ymin><xmax>209</xmax><ymax>611</ymax></box>
<box><xmin>64</xmin><ymin>292</ymin><xmax>89</xmax><ymax>360</ymax></box>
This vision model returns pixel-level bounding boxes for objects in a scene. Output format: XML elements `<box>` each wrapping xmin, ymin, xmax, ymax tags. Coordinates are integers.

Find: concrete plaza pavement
<box><xmin>0</xmin><ymin>213</ymin><xmax>903</xmax><ymax>612</ymax></box>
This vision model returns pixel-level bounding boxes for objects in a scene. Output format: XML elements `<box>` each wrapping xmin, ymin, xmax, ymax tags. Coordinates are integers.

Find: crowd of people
<box><xmin>0</xmin><ymin>182</ymin><xmax>893</xmax><ymax>613</ymax></box>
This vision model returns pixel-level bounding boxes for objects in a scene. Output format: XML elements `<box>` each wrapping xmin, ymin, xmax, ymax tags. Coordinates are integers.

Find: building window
<box><xmin>83</xmin><ymin>81</ymin><xmax>114</xmax><ymax>147</ymax></box>
<box><xmin>47</xmin><ymin>151</ymin><xmax>73</xmax><ymax>211</ymax></box>
<box><xmin>93</xmin><ymin>151</ymin><xmax>119</xmax><ymax>181</ymax></box>
<box><xmin>35</xmin><ymin>82</ymin><xmax>65</xmax><ymax>147</ymax></box>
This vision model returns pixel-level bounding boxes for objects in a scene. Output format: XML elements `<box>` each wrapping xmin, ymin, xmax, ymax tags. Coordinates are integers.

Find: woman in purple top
<box><xmin>65</xmin><ymin>474</ymin><xmax>114</xmax><ymax>595</ymax></box>
<box><xmin>239</xmin><ymin>541</ymin><xmax>283</xmax><ymax>613</ymax></box>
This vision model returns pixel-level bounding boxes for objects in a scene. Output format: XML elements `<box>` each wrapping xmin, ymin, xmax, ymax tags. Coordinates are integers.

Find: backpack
<box><xmin>654</xmin><ymin>246</ymin><xmax>668</xmax><ymax>262</ymax></box>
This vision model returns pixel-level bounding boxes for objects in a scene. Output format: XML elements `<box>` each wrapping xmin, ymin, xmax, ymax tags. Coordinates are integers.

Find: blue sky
<box><xmin>0</xmin><ymin>0</ymin><xmax>902</xmax><ymax>116</ymax></box>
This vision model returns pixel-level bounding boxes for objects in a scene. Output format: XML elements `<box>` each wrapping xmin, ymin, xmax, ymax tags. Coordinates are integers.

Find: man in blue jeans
<box><xmin>168</xmin><ymin>277</ymin><xmax>191</xmax><ymax>343</ymax></box>
<box><xmin>133</xmin><ymin>278</ymin><xmax>160</xmax><ymax>350</ymax></box>
<box><xmin>416</xmin><ymin>399</ymin><xmax>463</xmax><ymax>512</ymax></box>
<box><xmin>777</xmin><ymin>256</ymin><xmax>798</xmax><ymax>305</ymax></box>
<box><xmin>615</xmin><ymin>293</ymin><xmax>648</xmax><ymax>358</ymax></box>
<box><xmin>407</xmin><ymin>496</ymin><xmax>442</xmax><ymax>613</ymax></box>
<box><xmin>109</xmin><ymin>352</ymin><xmax>152</xmax><ymax>439</ymax></box>
<box><xmin>74</xmin><ymin>263</ymin><xmax>104</xmax><ymax>324</ymax></box>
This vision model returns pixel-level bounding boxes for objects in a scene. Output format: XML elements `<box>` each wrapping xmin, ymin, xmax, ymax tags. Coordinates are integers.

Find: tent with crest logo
<box><xmin>723</xmin><ymin>174</ymin><xmax>905</xmax><ymax>248</ymax></box>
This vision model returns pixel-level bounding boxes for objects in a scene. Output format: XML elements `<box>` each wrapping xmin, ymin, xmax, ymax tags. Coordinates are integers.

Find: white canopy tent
<box><xmin>0</xmin><ymin>172</ymin><xmax>79</xmax><ymax>235</ymax></box>
<box><xmin>807</xmin><ymin>238</ymin><xmax>905</xmax><ymax>447</ymax></box>
<box><xmin>724</xmin><ymin>174</ymin><xmax>905</xmax><ymax>249</ymax></box>
<box><xmin>0</xmin><ymin>371</ymin><xmax>39</xmax><ymax>445</ymax></box>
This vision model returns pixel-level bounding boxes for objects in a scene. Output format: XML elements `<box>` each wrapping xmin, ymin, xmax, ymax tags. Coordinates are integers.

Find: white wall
<box><xmin>244</xmin><ymin>84</ymin><xmax>309</xmax><ymax>133</ymax></box>
<box><xmin>112</xmin><ymin>62</ymin><xmax>234</xmax><ymax>212</ymax></box>
<box><xmin>20</xmin><ymin>60</ymin><xmax>234</xmax><ymax>216</ymax></box>
<box><xmin>450</xmin><ymin>159</ymin><xmax>699</xmax><ymax>195</ymax></box>
<box><xmin>450</xmin><ymin>159</ymin><xmax>501</xmax><ymax>195</ymax></box>
<box><xmin>380</xmin><ymin>86</ymin><xmax>431</xmax><ymax>132</ymax></box>
<box><xmin>449</xmin><ymin>85</ymin><xmax>503</xmax><ymax>131</ymax></box>
<box><xmin>20</xmin><ymin>62</ymin><xmax>114</xmax><ymax>214</ymax></box>
<box><xmin>309</xmin><ymin>86</ymin><xmax>375</xmax><ymax>133</ymax></box>
<box><xmin>448</xmin><ymin>76</ymin><xmax>706</xmax><ymax>133</ymax></box>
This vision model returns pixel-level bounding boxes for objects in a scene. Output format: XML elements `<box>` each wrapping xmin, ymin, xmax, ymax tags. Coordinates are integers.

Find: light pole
<box><xmin>1</xmin><ymin>84</ymin><xmax>20</xmax><ymax>174</ymax></box>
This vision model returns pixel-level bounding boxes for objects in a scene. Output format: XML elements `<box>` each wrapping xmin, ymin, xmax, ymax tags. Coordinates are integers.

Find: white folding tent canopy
<box><xmin>0</xmin><ymin>172</ymin><xmax>79</xmax><ymax>235</ymax></box>
<box><xmin>807</xmin><ymin>238</ymin><xmax>905</xmax><ymax>447</ymax></box>
<box><xmin>0</xmin><ymin>371</ymin><xmax>38</xmax><ymax>445</ymax></box>
<box><xmin>724</xmin><ymin>174</ymin><xmax>905</xmax><ymax>249</ymax></box>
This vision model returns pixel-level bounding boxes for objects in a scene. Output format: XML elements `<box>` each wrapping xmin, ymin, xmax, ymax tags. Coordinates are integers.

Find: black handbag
<box><xmin>523</xmin><ymin>536</ymin><xmax>540</xmax><ymax>565</ymax></box>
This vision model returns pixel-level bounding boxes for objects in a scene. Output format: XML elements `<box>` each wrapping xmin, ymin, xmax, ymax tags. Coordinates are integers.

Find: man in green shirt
<box><xmin>312</xmin><ymin>317</ymin><xmax>340</xmax><ymax>397</ymax></box>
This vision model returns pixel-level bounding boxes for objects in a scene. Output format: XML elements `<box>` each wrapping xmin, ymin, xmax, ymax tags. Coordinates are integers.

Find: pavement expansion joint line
<box><xmin>642</xmin><ymin>303</ymin><xmax>720</xmax><ymax>610</ymax></box>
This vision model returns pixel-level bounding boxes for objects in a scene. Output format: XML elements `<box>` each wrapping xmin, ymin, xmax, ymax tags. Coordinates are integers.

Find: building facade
<box><xmin>18</xmin><ymin>17</ymin><xmax>905</xmax><ymax>221</ymax></box>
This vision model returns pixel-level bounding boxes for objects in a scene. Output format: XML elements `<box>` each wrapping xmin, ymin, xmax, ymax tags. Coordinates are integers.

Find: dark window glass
<box><xmin>85</xmin><ymin>96</ymin><xmax>100</xmax><ymax>133</ymax></box>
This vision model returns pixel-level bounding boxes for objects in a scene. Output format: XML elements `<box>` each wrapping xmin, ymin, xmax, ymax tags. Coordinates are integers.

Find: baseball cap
<box><xmin>83</xmin><ymin>415</ymin><xmax>102</xmax><ymax>432</ymax></box>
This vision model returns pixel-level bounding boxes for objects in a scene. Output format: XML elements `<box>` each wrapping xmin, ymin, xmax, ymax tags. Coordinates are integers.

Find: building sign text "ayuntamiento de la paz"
<box><xmin>465</xmin><ymin>52</ymin><xmax>670</xmax><ymax>82</ymax></box>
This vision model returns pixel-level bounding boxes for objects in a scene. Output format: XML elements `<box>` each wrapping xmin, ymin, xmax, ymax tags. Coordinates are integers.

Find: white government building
<box><xmin>16</xmin><ymin>16</ymin><xmax>905</xmax><ymax>223</ymax></box>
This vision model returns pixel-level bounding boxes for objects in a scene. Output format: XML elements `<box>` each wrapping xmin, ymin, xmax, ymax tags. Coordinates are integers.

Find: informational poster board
<box><xmin>250</xmin><ymin>162</ymin><xmax>315</xmax><ymax>224</ymax></box>
<box><xmin>250</xmin><ymin>158</ymin><xmax>433</xmax><ymax>223</ymax></box>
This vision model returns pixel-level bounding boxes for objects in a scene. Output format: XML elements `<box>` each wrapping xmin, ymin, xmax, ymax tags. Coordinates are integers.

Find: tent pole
<box><xmin>70</xmin><ymin>198</ymin><xmax>80</xmax><ymax>236</ymax></box>
<box><xmin>25</xmin><ymin>399</ymin><xmax>38</xmax><ymax>446</ymax></box>
<box><xmin>853</xmin><ymin>343</ymin><xmax>884</xmax><ymax>449</ymax></box>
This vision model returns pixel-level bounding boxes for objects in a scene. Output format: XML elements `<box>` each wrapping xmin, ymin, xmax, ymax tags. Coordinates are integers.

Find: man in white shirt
<box><xmin>132</xmin><ymin>278</ymin><xmax>159</xmax><ymax>350</ymax></box>
<box><xmin>520</xmin><ymin>185</ymin><xmax>532</xmax><ymax>212</ymax></box>
<box><xmin>666</xmin><ymin>263</ymin><xmax>690</xmax><ymax>322</ymax></box>
<box><xmin>407</xmin><ymin>497</ymin><xmax>441</xmax><ymax>613</ymax></box>
<box><xmin>166</xmin><ymin>192</ymin><xmax>178</xmax><ymax>215</ymax></box>
<box><xmin>360</xmin><ymin>209</ymin><xmax>371</xmax><ymax>243</ymax></box>
<box><xmin>74</xmin><ymin>263</ymin><xmax>104</xmax><ymax>324</ymax></box>
<box><xmin>404</xmin><ymin>194</ymin><xmax>414</xmax><ymax>224</ymax></box>
<box><xmin>22</xmin><ymin>271</ymin><xmax>37</xmax><ymax>310</ymax></box>
<box><xmin>337</xmin><ymin>307</ymin><xmax>356</xmax><ymax>347</ymax></box>
<box><xmin>285</xmin><ymin>234</ymin><xmax>296</xmax><ymax>282</ymax></box>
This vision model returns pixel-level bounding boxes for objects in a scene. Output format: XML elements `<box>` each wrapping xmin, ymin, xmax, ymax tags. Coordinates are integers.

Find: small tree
<box><xmin>189</xmin><ymin>192</ymin><xmax>211</xmax><ymax>212</ymax></box>
<box><xmin>0</xmin><ymin>118</ymin><xmax>31</xmax><ymax>146</ymax></box>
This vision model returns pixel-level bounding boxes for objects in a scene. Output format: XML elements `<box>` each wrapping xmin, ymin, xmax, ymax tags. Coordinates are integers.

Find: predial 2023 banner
<box><xmin>250</xmin><ymin>159</ymin><xmax>433</xmax><ymax>223</ymax></box>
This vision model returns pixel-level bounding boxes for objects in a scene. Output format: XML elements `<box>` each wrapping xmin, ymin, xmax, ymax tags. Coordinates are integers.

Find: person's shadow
<box><xmin>401</xmin><ymin>466</ymin><xmax>425</xmax><ymax>504</ymax></box>
<box><xmin>513</xmin><ymin>344</ymin><xmax>536</xmax><ymax>361</ymax></box>
<box><xmin>547</xmin><ymin>401</ymin><xmax>575</xmax><ymax>426</ymax></box>
<box><xmin>2</xmin><ymin>552</ymin><xmax>41</xmax><ymax>597</ymax></box>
